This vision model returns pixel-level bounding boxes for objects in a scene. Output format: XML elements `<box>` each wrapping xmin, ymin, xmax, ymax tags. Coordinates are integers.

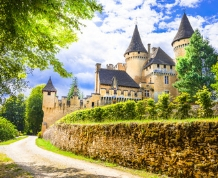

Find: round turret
<box><xmin>124</xmin><ymin>25</ymin><xmax>148</xmax><ymax>84</ymax></box>
<box><xmin>172</xmin><ymin>13</ymin><xmax>194</xmax><ymax>60</ymax></box>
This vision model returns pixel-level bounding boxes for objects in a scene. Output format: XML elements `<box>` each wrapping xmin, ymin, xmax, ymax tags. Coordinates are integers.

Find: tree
<box><xmin>0</xmin><ymin>94</ymin><xmax>26</xmax><ymax>132</ymax></box>
<box><xmin>0</xmin><ymin>117</ymin><xmax>18</xmax><ymax>142</ymax></box>
<box><xmin>0</xmin><ymin>0</ymin><xmax>102</xmax><ymax>98</ymax></box>
<box><xmin>25</xmin><ymin>84</ymin><xmax>45</xmax><ymax>135</ymax></box>
<box><xmin>212</xmin><ymin>56</ymin><xmax>218</xmax><ymax>93</ymax></box>
<box><xmin>195</xmin><ymin>86</ymin><xmax>214</xmax><ymax>118</ymax></box>
<box><xmin>67</xmin><ymin>77</ymin><xmax>80</xmax><ymax>100</ymax></box>
<box><xmin>174</xmin><ymin>29</ymin><xmax>217</xmax><ymax>99</ymax></box>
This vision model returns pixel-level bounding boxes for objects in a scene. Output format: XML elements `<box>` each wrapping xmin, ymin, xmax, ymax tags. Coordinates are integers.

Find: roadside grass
<box><xmin>0</xmin><ymin>153</ymin><xmax>33</xmax><ymax>178</ymax></box>
<box><xmin>36</xmin><ymin>138</ymin><xmax>168</xmax><ymax>178</ymax></box>
<box><xmin>0</xmin><ymin>136</ymin><xmax>28</xmax><ymax>145</ymax></box>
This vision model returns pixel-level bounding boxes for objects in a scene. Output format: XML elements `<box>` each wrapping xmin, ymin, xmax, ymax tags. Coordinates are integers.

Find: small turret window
<box><xmin>48</xmin><ymin>91</ymin><xmax>51</xmax><ymax>95</ymax></box>
<box><xmin>170</xmin><ymin>65</ymin><xmax>172</xmax><ymax>69</ymax></box>
<box><xmin>157</xmin><ymin>64</ymin><xmax>159</xmax><ymax>68</ymax></box>
<box><xmin>164</xmin><ymin>65</ymin><xmax>166</xmax><ymax>68</ymax></box>
<box><xmin>138</xmin><ymin>51</ymin><xmax>140</xmax><ymax>54</ymax></box>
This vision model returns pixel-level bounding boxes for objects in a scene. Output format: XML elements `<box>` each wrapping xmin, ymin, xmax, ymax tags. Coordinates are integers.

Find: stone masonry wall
<box><xmin>43</xmin><ymin>122</ymin><xmax>218</xmax><ymax>177</ymax></box>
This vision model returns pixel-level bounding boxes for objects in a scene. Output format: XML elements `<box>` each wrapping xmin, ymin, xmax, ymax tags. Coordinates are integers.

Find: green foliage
<box><xmin>174</xmin><ymin>29</ymin><xmax>217</xmax><ymax>99</ymax></box>
<box><xmin>156</xmin><ymin>93</ymin><xmax>174</xmax><ymax>119</ymax></box>
<box><xmin>195</xmin><ymin>86</ymin><xmax>214</xmax><ymax>118</ymax></box>
<box><xmin>0</xmin><ymin>117</ymin><xmax>18</xmax><ymax>142</ymax></box>
<box><xmin>25</xmin><ymin>84</ymin><xmax>45</xmax><ymax>135</ymax></box>
<box><xmin>123</xmin><ymin>100</ymin><xmax>136</xmax><ymax>120</ymax></box>
<box><xmin>37</xmin><ymin>131</ymin><xmax>42</xmax><ymax>138</ymax></box>
<box><xmin>0</xmin><ymin>0</ymin><xmax>102</xmax><ymax>98</ymax></box>
<box><xmin>67</xmin><ymin>77</ymin><xmax>80</xmax><ymax>100</ymax></box>
<box><xmin>174</xmin><ymin>92</ymin><xmax>192</xmax><ymax>119</ymax></box>
<box><xmin>136</xmin><ymin>100</ymin><xmax>147</xmax><ymax>120</ymax></box>
<box><xmin>146</xmin><ymin>98</ymin><xmax>157</xmax><ymax>119</ymax></box>
<box><xmin>212</xmin><ymin>57</ymin><xmax>218</xmax><ymax>92</ymax></box>
<box><xmin>0</xmin><ymin>94</ymin><xmax>26</xmax><ymax>131</ymax></box>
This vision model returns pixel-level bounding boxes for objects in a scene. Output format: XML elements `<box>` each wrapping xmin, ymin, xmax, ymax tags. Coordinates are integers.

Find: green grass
<box><xmin>36</xmin><ymin>138</ymin><xmax>168</xmax><ymax>178</ymax></box>
<box><xmin>0</xmin><ymin>136</ymin><xmax>27</xmax><ymax>145</ymax></box>
<box><xmin>0</xmin><ymin>153</ymin><xmax>33</xmax><ymax>178</ymax></box>
<box><xmin>59</xmin><ymin>117</ymin><xmax>218</xmax><ymax>125</ymax></box>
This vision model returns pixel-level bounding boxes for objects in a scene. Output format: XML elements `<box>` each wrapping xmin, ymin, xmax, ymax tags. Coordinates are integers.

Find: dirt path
<box><xmin>0</xmin><ymin>136</ymin><xmax>140</xmax><ymax>178</ymax></box>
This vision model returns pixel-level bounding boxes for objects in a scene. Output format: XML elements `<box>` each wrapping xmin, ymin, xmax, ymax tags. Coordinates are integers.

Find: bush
<box><xmin>0</xmin><ymin>117</ymin><xmax>18</xmax><ymax>142</ymax></box>
<box><xmin>37</xmin><ymin>131</ymin><xmax>42</xmax><ymax>138</ymax></box>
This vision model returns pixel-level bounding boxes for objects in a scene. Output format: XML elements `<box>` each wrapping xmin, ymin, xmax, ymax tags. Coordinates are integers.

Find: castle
<box><xmin>41</xmin><ymin>13</ymin><xmax>194</xmax><ymax>133</ymax></box>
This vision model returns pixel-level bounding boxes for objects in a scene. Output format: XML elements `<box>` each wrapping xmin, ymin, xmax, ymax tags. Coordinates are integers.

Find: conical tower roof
<box><xmin>124</xmin><ymin>25</ymin><xmax>147</xmax><ymax>56</ymax></box>
<box><xmin>172</xmin><ymin>13</ymin><xmax>194</xmax><ymax>46</ymax></box>
<box><xmin>42</xmin><ymin>77</ymin><xmax>57</xmax><ymax>93</ymax></box>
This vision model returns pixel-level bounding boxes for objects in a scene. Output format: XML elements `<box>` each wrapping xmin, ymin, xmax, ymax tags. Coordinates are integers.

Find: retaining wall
<box><xmin>43</xmin><ymin>122</ymin><xmax>218</xmax><ymax>177</ymax></box>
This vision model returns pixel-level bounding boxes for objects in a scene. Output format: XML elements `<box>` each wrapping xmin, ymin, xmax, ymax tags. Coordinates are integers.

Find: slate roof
<box><xmin>144</xmin><ymin>47</ymin><xmax>175</xmax><ymax>68</ymax></box>
<box><xmin>42</xmin><ymin>77</ymin><xmax>57</xmax><ymax>92</ymax></box>
<box><xmin>172</xmin><ymin>13</ymin><xmax>194</xmax><ymax>45</ymax></box>
<box><xmin>124</xmin><ymin>25</ymin><xmax>147</xmax><ymax>55</ymax></box>
<box><xmin>99</xmin><ymin>69</ymin><xmax>140</xmax><ymax>88</ymax></box>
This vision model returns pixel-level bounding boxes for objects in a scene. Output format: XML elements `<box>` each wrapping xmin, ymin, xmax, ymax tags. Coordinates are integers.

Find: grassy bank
<box><xmin>0</xmin><ymin>136</ymin><xmax>27</xmax><ymax>146</ymax></box>
<box><xmin>36</xmin><ymin>138</ymin><xmax>168</xmax><ymax>178</ymax></box>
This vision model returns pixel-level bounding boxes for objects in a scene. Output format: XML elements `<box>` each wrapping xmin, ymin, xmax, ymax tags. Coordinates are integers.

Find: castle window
<box><xmin>48</xmin><ymin>91</ymin><xmax>51</xmax><ymax>95</ymax></box>
<box><xmin>92</xmin><ymin>102</ymin><xmax>94</xmax><ymax>108</ymax></box>
<box><xmin>138</xmin><ymin>51</ymin><xmax>140</xmax><ymax>54</ymax></box>
<box><xmin>164</xmin><ymin>65</ymin><xmax>166</xmax><ymax>68</ymax></box>
<box><xmin>157</xmin><ymin>64</ymin><xmax>159</xmax><ymax>68</ymax></box>
<box><xmin>164</xmin><ymin>76</ymin><xmax>169</xmax><ymax>84</ymax></box>
<box><xmin>145</xmin><ymin>90</ymin><xmax>149</xmax><ymax>97</ymax></box>
<box><xmin>165</xmin><ymin>91</ymin><xmax>169</xmax><ymax>94</ymax></box>
<box><xmin>170</xmin><ymin>65</ymin><xmax>172</xmax><ymax>69</ymax></box>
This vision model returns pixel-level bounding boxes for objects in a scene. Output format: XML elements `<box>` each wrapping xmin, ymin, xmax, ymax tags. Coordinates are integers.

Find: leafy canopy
<box><xmin>0</xmin><ymin>0</ymin><xmax>102</xmax><ymax>98</ymax></box>
<box><xmin>174</xmin><ymin>29</ymin><xmax>217</xmax><ymax>98</ymax></box>
<box><xmin>0</xmin><ymin>94</ymin><xmax>26</xmax><ymax>132</ymax></box>
<box><xmin>25</xmin><ymin>84</ymin><xmax>45</xmax><ymax>135</ymax></box>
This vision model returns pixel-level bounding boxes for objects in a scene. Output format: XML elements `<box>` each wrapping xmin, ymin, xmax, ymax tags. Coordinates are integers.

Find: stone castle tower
<box><xmin>124</xmin><ymin>24</ymin><xmax>149</xmax><ymax>84</ymax></box>
<box><xmin>172</xmin><ymin>13</ymin><xmax>194</xmax><ymax>60</ymax></box>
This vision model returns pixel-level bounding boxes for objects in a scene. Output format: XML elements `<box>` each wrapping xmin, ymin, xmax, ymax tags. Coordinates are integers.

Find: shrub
<box><xmin>123</xmin><ymin>100</ymin><xmax>136</xmax><ymax>120</ymax></box>
<box><xmin>146</xmin><ymin>98</ymin><xmax>157</xmax><ymax>119</ymax></box>
<box><xmin>174</xmin><ymin>92</ymin><xmax>192</xmax><ymax>119</ymax></box>
<box><xmin>195</xmin><ymin>86</ymin><xmax>214</xmax><ymax>118</ymax></box>
<box><xmin>136</xmin><ymin>99</ymin><xmax>147</xmax><ymax>120</ymax></box>
<box><xmin>0</xmin><ymin>117</ymin><xmax>18</xmax><ymax>142</ymax></box>
<box><xmin>156</xmin><ymin>93</ymin><xmax>174</xmax><ymax>119</ymax></box>
<box><xmin>37</xmin><ymin>131</ymin><xmax>42</xmax><ymax>138</ymax></box>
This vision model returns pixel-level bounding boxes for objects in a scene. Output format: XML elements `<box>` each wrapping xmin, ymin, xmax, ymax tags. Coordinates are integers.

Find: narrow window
<box><xmin>165</xmin><ymin>91</ymin><xmax>169</xmax><ymax>94</ymax></box>
<box><xmin>164</xmin><ymin>65</ymin><xmax>166</xmax><ymax>68</ymax></box>
<box><xmin>145</xmin><ymin>90</ymin><xmax>150</xmax><ymax>97</ymax></box>
<box><xmin>157</xmin><ymin>64</ymin><xmax>159</xmax><ymax>68</ymax></box>
<box><xmin>170</xmin><ymin>65</ymin><xmax>172</xmax><ymax>69</ymax></box>
<box><xmin>164</xmin><ymin>76</ymin><xmax>169</xmax><ymax>84</ymax></box>
<box><xmin>92</xmin><ymin>102</ymin><xmax>94</xmax><ymax>108</ymax></box>
<box><xmin>48</xmin><ymin>91</ymin><xmax>51</xmax><ymax>95</ymax></box>
<box><xmin>150</xmin><ymin>78</ymin><xmax>152</xmax><ymax>83</ymax></box>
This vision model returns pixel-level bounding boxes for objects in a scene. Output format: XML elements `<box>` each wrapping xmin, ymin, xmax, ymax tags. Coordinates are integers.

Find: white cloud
<box><xmin>25</xmin><ymin>0</ymin><xmax>218</xmax><ymax>99</ymax></box>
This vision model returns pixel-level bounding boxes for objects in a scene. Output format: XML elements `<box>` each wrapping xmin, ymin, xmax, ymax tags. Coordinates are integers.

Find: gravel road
<box><xmin>0</xmin><ymin>136</ymin><xmax>140</xmax><ymax>178</ymax></box>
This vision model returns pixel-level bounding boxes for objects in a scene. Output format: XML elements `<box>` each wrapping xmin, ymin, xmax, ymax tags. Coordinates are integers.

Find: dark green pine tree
<box><xmin>67</xmin><ymin>77</ymin><xmax>80</xmax><ymax>100</ymax></box>
<box><xmin>174</xmin><ymin>29</ymin><xmax>217</xmax><ymax>99</ymax></box>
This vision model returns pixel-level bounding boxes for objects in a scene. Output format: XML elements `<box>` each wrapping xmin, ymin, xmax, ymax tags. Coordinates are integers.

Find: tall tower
<box><xmin>172</xmin><ymin>13</ymin><xmax>194</xmax><ymax>60</ymax></box>
<box><xmin>124</xmin><ymin>24</ymin><xmax>148</xmax><ymax>84</ymax></box>
<box><xmin>42</xmin><ymin>77</ymin><xmax>57</xmax><ymax>109</ymax></box>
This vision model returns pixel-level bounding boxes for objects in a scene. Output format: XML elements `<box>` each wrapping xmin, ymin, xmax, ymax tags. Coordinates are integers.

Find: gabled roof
<box><xmin>99</xmin><ymin>69</ymin><xmax>140</xmax><ymax>88</ymax></box>
<box><xmin>42</xmin><ymin>77</ymin><xmax>57</xmax><ymax>93</ymax></box>
<box><xmin>172</xmin><ymin>13</ymin><xmax>194</xmax><ymax>45</ymax></box>
<box><xmin>124</xmin><ymin>25</ymin><xmax>147</xmax><ymax>55</ymax></box>
<box><xmin>144</xmin><ymin>47</ymin><xmax>175</xmax><ymax>68</ymax></box>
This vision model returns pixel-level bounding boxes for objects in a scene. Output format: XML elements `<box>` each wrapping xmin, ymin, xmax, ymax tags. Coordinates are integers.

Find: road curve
<box><xmin>0</xmin><ymin>136</ymin><xmax>140</xmax><ymax>178</ymax></box>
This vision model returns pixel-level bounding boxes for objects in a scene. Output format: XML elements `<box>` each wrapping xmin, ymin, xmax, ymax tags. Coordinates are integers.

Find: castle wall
<box><xmin>44</xmin><ymin>121</ymin><xmax>218</xmax><ymax>178</ymax></box>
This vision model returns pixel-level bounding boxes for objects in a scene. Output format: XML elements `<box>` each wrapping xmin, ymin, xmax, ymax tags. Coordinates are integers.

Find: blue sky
<box><xmin>26</xmin><ymin>0</ymin><xmax>218</xmax><ymax>98</ymax></box>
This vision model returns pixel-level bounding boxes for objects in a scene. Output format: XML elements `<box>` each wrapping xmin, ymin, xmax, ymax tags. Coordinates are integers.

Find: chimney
<box><xmin>148</xmin><ymin>44</ymin><xmax>151</xmax><ymax>59</ymax></box>
<box><xmin>96</xmin><ymin>63</ymin><xmax>101</xmax><ymax>72</ymax></box>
